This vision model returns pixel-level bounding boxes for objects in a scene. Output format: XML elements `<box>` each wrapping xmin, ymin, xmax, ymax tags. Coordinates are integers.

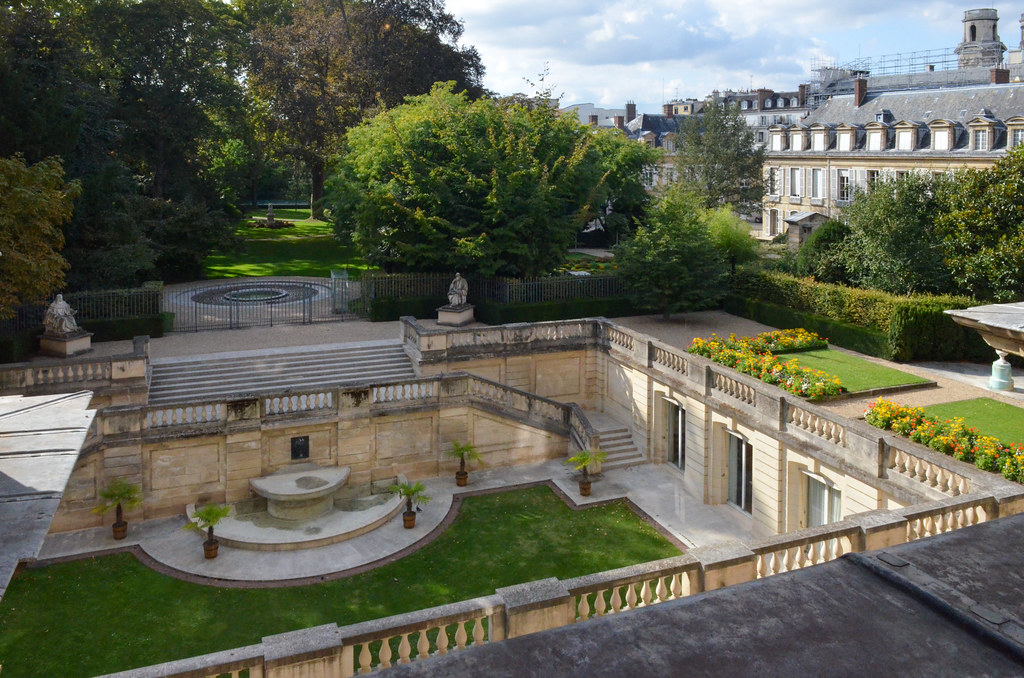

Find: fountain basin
<box><xmin>250</xmin><ymin>463</ymin><xmax>350</xmax><ymax>521</ymax></box>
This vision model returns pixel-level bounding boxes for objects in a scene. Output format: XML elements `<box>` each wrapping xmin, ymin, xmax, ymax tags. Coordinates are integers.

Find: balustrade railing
<box><xmin>900</xmin><ymin>496</ymin><xmax>991</xmax><ymax>542</ymax></box>
<box><xmin>371</xmin><ymin>380</ymin><xmax>437</xmax><ymax>405</ymax></box>
<box><xmin>887</xmin><ymin>444</ymin><xmax>969</xmax><ymax>496</ymax></box>
<box><xmin>144</xmin><ymin>402</ymin><xmax>225</xmax><ymax>429</ymax></box>
<box><xmin>651</xmin><ymin>345</ymin><xmax>687</xmax><ymax>377</ymax></box>
<box><xmin>566</xmin><ymin>557</ymin><xmax>700</xmax><ymax>622</ymax></box>
<box><xmin>264</xmin><ymin>391</ymin><xmax>334</xmax><ymax>416</ymax></box>
<box><xmin>606</xmin><ymin>326</ymin><xmax>634</xmax><ymax>352</ymax></box>
<box><xmin>786</xmin><ymin>403</ymin><xmax>846</xmax><ymax>446</ymax></box>
<box><xmin>711</xmin><ymin>371</ymin><xmax>757</xmax><ymax>407</ymax></box>
<box><xmin>753</xmin><ymin>523</ymin><xmax>861</xmax><ymax>578</ymax></box>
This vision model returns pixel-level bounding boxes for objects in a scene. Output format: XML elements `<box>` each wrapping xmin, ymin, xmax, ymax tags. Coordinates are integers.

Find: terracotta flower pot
<box><xmin>403</xmin><ymin>511</ymin><xmax>417</xmax><ymax>529</ymax></box>
<box><xmin>579</xmin><ymin>480</ymin><xmax>592</xmax><ymax>497</ymax></box>
<box><xmin>456</xmin><ymin>470</ymin><xmax>468</xmax><ymax>487</ymax></box>
<box><xmin>112</xmin><ymin>521</ymin><xmax>128</xmax><ymax>540</ymax></box>
<box><xmin>204</xmin><ymin>539</ymin><xmax>219</xmax><ymax>559</ymax></box>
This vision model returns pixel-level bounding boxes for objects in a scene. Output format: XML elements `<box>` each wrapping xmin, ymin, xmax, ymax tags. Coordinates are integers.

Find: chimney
<box><xmin>854</xmin><ymin>78</ymin><xmax>868</xmax><ymax>107</ymax></box>
<box><xmin>798</xmin><ymin>84</ymin><xmax>807</xmax><ymax>107</ymax></box>
<box><xmin>625</xmin><ymin>101</ymin><xmax>637</xmax><ymax>122</ymax></box>
<box><xmin>662</xmin><ymin>103</ymin><xmax>674</xmax><ymax>119</ymax></box>
<box><xmin>588</xmin><ymin>114</ymin><xmax>599</xmax><ymax>126</ymax></box>
<box><xmin>614</xmin><ymin>115</ymin><xmax>625</xmax><ymax>130</ymax></box>
<box><xmin>991</xmin><ymin>67</ymin><xmax>1010</xmax><ymax>84</ymax></box>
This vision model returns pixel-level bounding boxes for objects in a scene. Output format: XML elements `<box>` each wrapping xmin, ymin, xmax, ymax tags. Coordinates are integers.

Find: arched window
<box><xmin>970</xmin><ymin>24</ymin><xmax>977</xmax><ymax>41</ymax></box>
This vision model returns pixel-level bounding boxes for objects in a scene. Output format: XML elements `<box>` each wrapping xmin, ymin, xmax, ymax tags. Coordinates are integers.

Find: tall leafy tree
<box><xmin>0</xmin><ymin>156</ymin><xmax>79</xmax><ymax>317</ymax></box>
<box><xmin>249</xmin><ymin>0</ymin><xmax>484</xmax><ymax>218</ymax></box>
<box><xmin>707</xmin><ymin>206</ymin><xmax>760</xmax><ymax>274</ymax></box>
<box><xmin>841</xmin><ymin>173</ymin><xmax>951</xmax><ymax>295</ymax></box>
<box><xmin>675</xmin><ymin>102</ymin><xmax>764</xmax><ymax>215</ymax></box>
<box><xmin>328</xmin><ymin>83</ymin><xmax>602</xmax><ymax>276</ymax></box>
<box><xmin>936</xmin><ymin>146</ymin><xmax>1024</xmax><ymax>302</ymax></box>
<box><xmin>589</xmin><ymin>130</ymin><xmax>662</xmax><ymax>242</ymax></box>
<box><xmin>614</xmin><ymin>185</ymin><xmax>727</xmax><ymax>318</ymax></box>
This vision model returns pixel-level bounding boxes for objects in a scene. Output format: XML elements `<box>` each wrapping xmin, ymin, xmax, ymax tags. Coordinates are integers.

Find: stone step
<box><xmin>148</xmin><ymin>342</ymin><xmax>416</xmax><ymax>405</ymax></box>
<box><xmin>602</xmin><ymin>449</ymin><xmax>647</xmax><ymax>471</ymax></box>
<box><xmin>150</xmin><ymin>354</ymin><xmax>410</xmax><ymax>388</ymax></box>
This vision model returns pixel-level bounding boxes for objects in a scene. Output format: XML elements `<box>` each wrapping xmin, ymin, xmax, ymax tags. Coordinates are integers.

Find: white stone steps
<box><xmin>586</xmin><ymin>420</ymin><xmax>645</xmax><ymax>471</ymax></box>
<box><xmin>148</xmin><ymin>342</ymin><xmax>416</xmax><ymax>405</ymax></box>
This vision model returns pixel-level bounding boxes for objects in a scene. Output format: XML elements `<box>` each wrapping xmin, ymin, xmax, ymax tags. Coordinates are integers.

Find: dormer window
<box><xmin>974</xmin><ymin>129</ymin><xmax>988</xmax><ymax>150</ymax></box>
<box><xmin>741</xmin><ymin>101</ymin><xmax>748</xmax><ymax>110</ymax></box>
<box><xmin>867</xmin><ymin>130</ymin><xmax>883</xmax><ymax>151</ymax></box>
<box><xmin>791</xmin><ymin>132</ymin><xmax>805</xmax><ymax>151</ymax></box>
<box><xmin>765</xmin><ymin>99</ymin><xmax>773</xmax><ymax>109</ymax></box>
<box><xmin>934</xmin><ymin>129</ymin><xmax>951</xmax><ymax>150</ymax></box>
<box><xmin>791</xmin><ymin>98</ymin><xmax>799</xmax><ymax>107</ymax></box>
<box><xmin>770</xmin><ymin>131</ymin><xmax>784</xmax><ymax>151</ymax></box>
<box><xmin>896</xmin><ymin>129</ymin><xmax>914</xmax><ymax>151</ymax></box>
<box><xmin>812</xmin><ymin>131</ymin><xmax>826</xmax><ymax>151</ymax></box>
<box><xmin>838</xmin><ymin>131</ymin><xmax>852</xmax><ymax>151</ymax></box>
<box><xmin>1013</xmin><ymin>129</ymin><xmax>1024</xmax><ymax>147</ymax></box>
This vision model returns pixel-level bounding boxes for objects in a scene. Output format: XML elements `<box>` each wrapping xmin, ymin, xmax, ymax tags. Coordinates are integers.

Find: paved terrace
<box><xmin>39</xmin><ymin>462</ymin><xmax>752</xmax><ymax>583</ymax></box>
<box><xmin>35</xmin><ymin>310</ymin><xmax>1024</xmax><ymax>584</ymax></box>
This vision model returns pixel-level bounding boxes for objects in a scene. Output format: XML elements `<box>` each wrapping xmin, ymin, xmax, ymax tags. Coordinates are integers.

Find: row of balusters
<box><xmin>574</xmin><ymin>571</ymin><xmax>696</xmax><ymax>622</ymax></box>
<box><xmin>888</xmin><ymin>448</ymin><xmax>968</xmax><ymax>496</ymax></box>
<box><xmin>906</xmin><ymin>505</ymin><xmax>986</xmax><ymax>541</ymax></box>
<box><xmin>353</xmin><ymin>617</ymin><xmax>489</xmax><ymax>673</ymax></box>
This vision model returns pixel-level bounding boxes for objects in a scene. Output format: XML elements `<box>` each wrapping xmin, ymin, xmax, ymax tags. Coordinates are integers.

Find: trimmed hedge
<box><xmin>474</xmin><ymin>298</ymin><xmax>636</xmax><ymax>324</ymax></box>
<box><xmin>368</xmin><ymin>296</ymin><xmax>638</xmax><ymax>323</ymax></box>
<box><xmin>368</xmin><ymin>297</ymin><xmax>444</xmax><ymax>322</ymax></box>
<box><xmin>0</xmin><ymin>314</ymin><xmax>167</xmax><ymax>364</ymax></box>
<box><xmin>723</xmin><ymin>296</ymin><xmax>890</xmax><ymax>358</ymax></box>
<box><xmin>728</xmin><ymin>272</ymin><xmax>991</xmax><ymax>362</ymax></box>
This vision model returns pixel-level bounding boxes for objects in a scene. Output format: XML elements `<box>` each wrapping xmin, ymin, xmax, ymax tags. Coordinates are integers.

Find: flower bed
<box><xmin>688</xmin><ymin>329</ymin><xmax>843</xmax><ymax>401</ymax></box>
<box><xmin>865</xmin><ymin>399</ymin><xmax>1024</xmax><ymax>484</ymax></box>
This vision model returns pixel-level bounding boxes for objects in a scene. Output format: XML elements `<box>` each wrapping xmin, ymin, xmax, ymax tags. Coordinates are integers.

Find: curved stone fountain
<box><xmin>197</xmin><ymin>463</ymin><xmax>407</xmax><ymax>552</ymax></box>
<box><xmin>249</xmin><ymin>463</ymin><xmax>351</xmax><ymax>521</ymax></box>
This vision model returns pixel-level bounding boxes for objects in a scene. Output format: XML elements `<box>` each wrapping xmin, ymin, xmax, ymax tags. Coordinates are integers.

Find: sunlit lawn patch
<box><xmin>782</xmin><ymin>349</ymin><xmax>929</xmax><ymax>393</ymax></box>
<box><xmin>0</xmin><ymin>486</ymin><xmax>679</xmax><ymax>677</ymax></box>
<box><xmin>922</xmin><ymin>398</ymin><xmax>1024</xmax><ymax>444</ymax></box>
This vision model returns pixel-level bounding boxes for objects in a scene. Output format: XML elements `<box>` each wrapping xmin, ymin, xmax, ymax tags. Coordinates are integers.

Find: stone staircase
<box><xmin>584</xmin><ymin>411</ymin><xmax>646</xmax><ymax>471</ymax></box>
<box><xmin>148</xmin><ymin>341</ymin><xmax>416</xmax><ymax>405</ymax></box>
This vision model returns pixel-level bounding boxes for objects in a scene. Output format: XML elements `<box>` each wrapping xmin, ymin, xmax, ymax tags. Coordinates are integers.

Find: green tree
<box><xmin>842</xmin><ymin>173</ymin><xmax>951</xmax><ymax>295</ymax></box>
<box><xmin>706</xmin><ymin>206</ymin><xmax>759</xmax><ymax>274</ymax></box>
<box><xmin>613</xmin><ymin>185</ymin><xmax>727</xmax><ymax>318</ymax></box>
<box><xmin>249</xmin><ymin>0</ymin><xmax>484</xmax><ymax>218</ymax></box>
<box><xmin>675</xmin><ymin>102</ymin><xmax>764</xmax><ymax>215</ymax></box>
<box><xmin>936</xmin><ymin>146</ymin><xmax>1024</xmax><ymax>302</ymax></box>
<box><xmin>0</xmin><ymin>156</ymin><xmax>79</xmax><ymax>317</ymax></box>
<box><xmin>328</xmin><ymin>83</ymin><xmax>603</xmax><ymax>276</ymax></box>
<box><xmin>589</xmin><ymin>130</ymin><xmax>662</xmax><ymax>242</ymax></box>
<box><xmin>796</xmin><ymin>218</ymin><xmax>851</xmax><ymax>285</ymax></box>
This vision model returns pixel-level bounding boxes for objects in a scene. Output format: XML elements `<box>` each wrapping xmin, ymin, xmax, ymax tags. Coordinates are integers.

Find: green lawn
<box><xmin>0</xmin><ymin>487</ymin><xmax>679</xmax><ymax>677</ymax></box>
<box><xmin>204</xmin><ymin>208</ymin><xmax>371</xmax><ymax>278</ymax></box>
<box><xmin>780</xmin><ymin>349</ymin><xmax>930</xmax><ymax>393</ymax></box>
<box><xmin>922</xmin><ymin>398</ymin><xmax>1024</xmax><ymax>444</ymax></box>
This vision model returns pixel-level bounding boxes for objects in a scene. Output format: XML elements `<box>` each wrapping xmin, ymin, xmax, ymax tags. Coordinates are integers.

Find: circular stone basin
<box><xmin>295</xmin><ymin>476</ymin><xmax>329</xmax><ymax>490</ymax></box>
<box><xmin>250</xmin><ymin>464</ymin><xmax>350</xmax><ymax>521</ymax></box>
<box><xmin>222</xmin><ymin>288</ymin><xmax>288</xmax><ymax>302</ymax></box>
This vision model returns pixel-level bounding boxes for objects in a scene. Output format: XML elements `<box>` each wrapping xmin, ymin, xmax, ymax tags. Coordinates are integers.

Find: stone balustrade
<box><xmin>887</xmin><ymin>443</ymin><xmax>970</xmax><ymax>496</ymax></box>
<box><xmin>94</xmin><ymin>491</ymin><xmax>1024</xmax><ymax>678</ymax></box>
<box><xmin>0</xmin><ymin>335</ymin><xmax>149</xmax><ymax>407</ymax></box>
<box><xmin>401</xmin><ymin>316</ymin><xmax>600</xmax><ymax>364</ymax></box>
<box><xmin>144</xmin><ymin>402</ymin><xmax>226</xmax><ymax>429</ymax></box>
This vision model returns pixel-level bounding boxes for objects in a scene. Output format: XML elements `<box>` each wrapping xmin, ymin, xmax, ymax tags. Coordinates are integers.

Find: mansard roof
<box><xmin>803</xmin><ymin>83</ymin><xmax>1024</xmax><ymax>128</ymax></box>
<box><xmin>623</xmin><ymin>114</ymin><xmax>679</xmax><ymax>137</ymax></box>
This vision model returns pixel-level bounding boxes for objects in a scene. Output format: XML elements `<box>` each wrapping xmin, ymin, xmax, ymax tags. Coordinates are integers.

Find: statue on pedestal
<box><xmin>43</xmin><ymin>294</ymin><xmax>79</xmax><ymax>336</ymax></box>
<box><xmin>447</xmin><ymin>273</ymin><xmax>469</xmax><ymax>307</ymax></box>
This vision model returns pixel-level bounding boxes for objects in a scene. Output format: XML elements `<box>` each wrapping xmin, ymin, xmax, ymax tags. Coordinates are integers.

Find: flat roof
<box><xmin>0</xmin><ymin>391</ymin><xmax>95</xmax><ymax>600</ymax></box>
<box><xmin>386</xmin><ymin>514</ymin><xmax>1024</xmax><ymax>677</ymax></box>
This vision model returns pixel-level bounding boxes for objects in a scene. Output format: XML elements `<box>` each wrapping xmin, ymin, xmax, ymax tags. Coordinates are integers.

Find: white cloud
<box><xmin>446</xmin><ymin>1</ymin><xmax>1022</xmax><ymax>113</ymax></box>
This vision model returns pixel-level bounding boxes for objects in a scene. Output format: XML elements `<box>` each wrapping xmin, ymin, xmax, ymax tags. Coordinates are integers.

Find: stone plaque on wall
<box><xmin>291</xmin><ymin>436</ymin><xmax>310</xmax><ymax>460</ymax></box>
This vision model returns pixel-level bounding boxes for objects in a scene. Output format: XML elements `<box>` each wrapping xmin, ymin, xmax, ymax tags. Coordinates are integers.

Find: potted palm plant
<box><xmin>183</xmin><ymin>503</ymin><xmax>232</xmax><ymax>559</ymax></box>
<box><xmin>390</xmin><ymin>481</ymin><xmax>431</xmax><ymax>528</ymax></box>
<box><xmin>565</xmin><ymin>449</ymin><xmax>608</xmax><ymax>497</ymax></box>
<box><xmin>446</xmin><ymin>441</ymin><xmax>484</xmax><ymax>486</ymax></box>
<box><xmin>91</xmin><ymin>478</ymin><xmax>143</xmax><ymax>540</ymax></box>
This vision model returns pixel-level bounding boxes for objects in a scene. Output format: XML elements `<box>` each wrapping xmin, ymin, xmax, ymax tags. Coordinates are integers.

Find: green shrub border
<box><xmin>0</xmin><ymin>314</ymin><xmax>167</xmax><ymax>364</ymax></box>
<box><xmin>367</xmin><ymin>296</ymin><xmax>639</xmax><ymax>323</ymax></box>
<box><xmin>728</xmin><ymin>272</ymin><xmax>992</xmax><ymax>362</ymax></box>
<box><xmin>723</xmin><ymin>296</ymin><xmax>890</xmax><ymax>358</ymax></box>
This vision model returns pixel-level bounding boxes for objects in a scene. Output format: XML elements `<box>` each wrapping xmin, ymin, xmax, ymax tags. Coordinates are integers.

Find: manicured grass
<box><xmin>204</xmin><ymin>209</ymin><xmax>371</xmax><ymax>278</ymax></box>
<box><xmin>779</xmin><ymin>349</ymin><xmax>930</xmax><ymax>393</ymax></box>
<box><xmin>922</xmin><ymin>398</ymin><xmax>1024</xmax><ymax>444</ymax></box>
<box><xmin>0</xmin><ymin>487</ymin><xmax>679</xmax><ymax>677</ymax></box>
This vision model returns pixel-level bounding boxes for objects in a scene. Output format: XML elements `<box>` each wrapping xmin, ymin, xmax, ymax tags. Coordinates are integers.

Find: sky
<box><xmin>444</xmin><ymin>1</ymin><xmax>1024</xmax><ymax>114</ymax></box>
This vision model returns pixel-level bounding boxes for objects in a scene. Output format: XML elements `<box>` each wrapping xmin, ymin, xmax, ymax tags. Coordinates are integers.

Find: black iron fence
<box><xmin>0</xmin><ymin>284</ymin><xmax>162</xmax><ymax>335</ymax></box>
<box><xmin>360</xmin><ymin>272</ymin><xmax>624</xmax><ymax>307</ymax></box>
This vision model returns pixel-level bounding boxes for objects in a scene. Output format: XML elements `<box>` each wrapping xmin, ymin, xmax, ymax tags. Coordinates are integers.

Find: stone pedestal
<box><xmin>989</xmin><ymin>351</ymin><xmax>1015</xmax><ymax>391</ymax></box>
<box><xmin>39</xmin><ymin>331</ymin><xmax>93</xmax><ymax>358</ymax></box>
<box><xmin>437</xmin><ymin>303</ymin><xmax>475</xmax><ymax>327</ymax></box>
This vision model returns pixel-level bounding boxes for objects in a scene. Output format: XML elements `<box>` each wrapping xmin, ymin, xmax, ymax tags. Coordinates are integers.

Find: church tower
<box><xmin>955</xmin><ymin>8</ymin><xmax>1007</xmax><ymax>68</ymax></box>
